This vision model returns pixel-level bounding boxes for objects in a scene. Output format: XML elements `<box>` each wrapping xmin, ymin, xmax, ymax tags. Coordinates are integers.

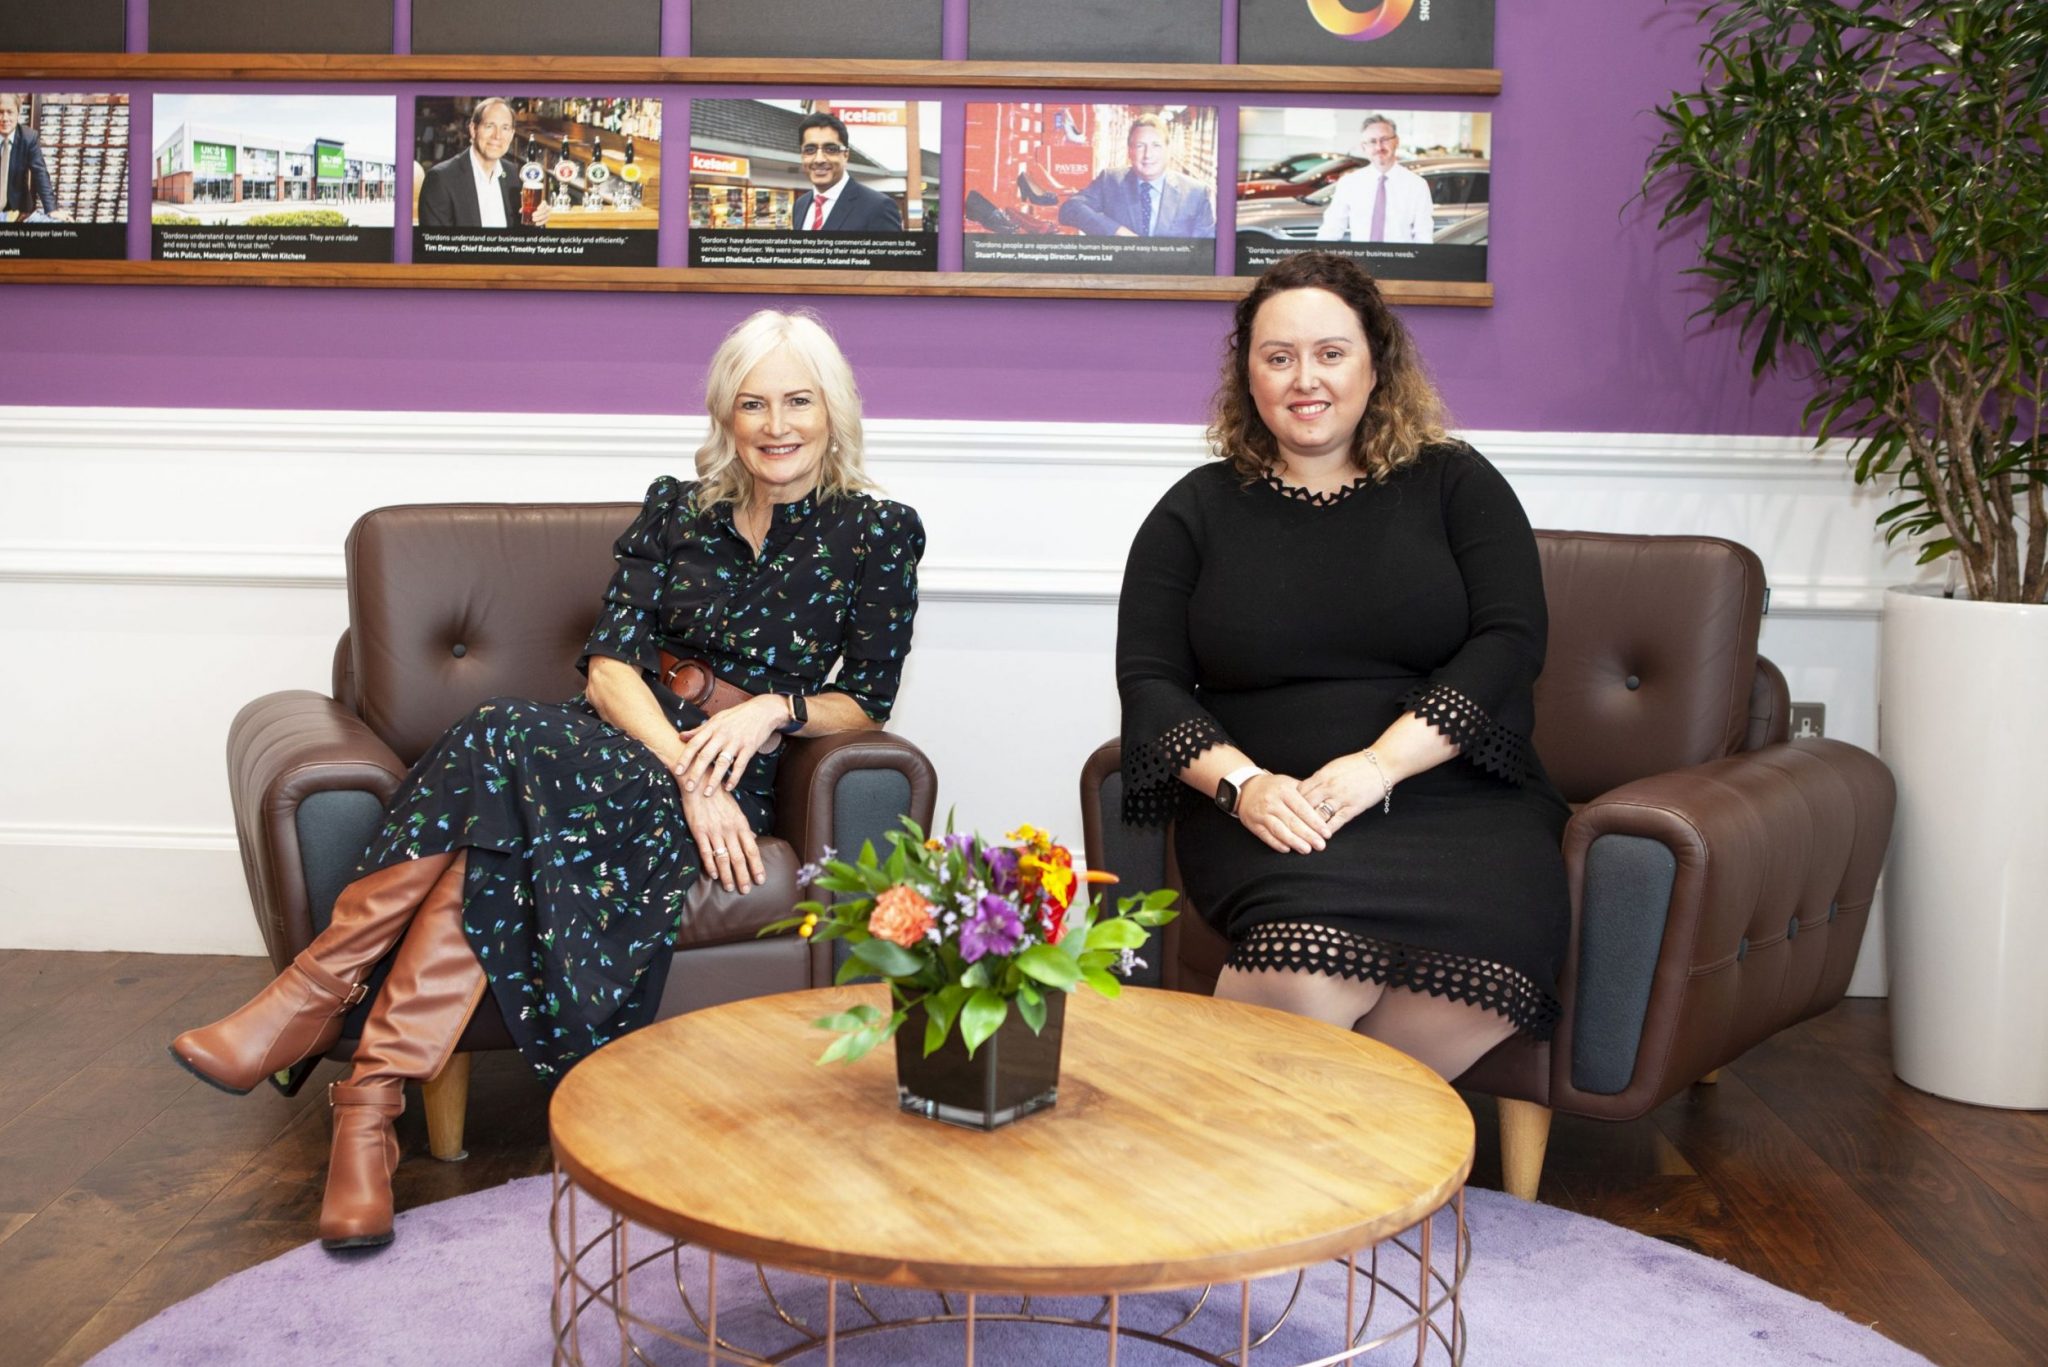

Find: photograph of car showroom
<box><xmin>151</xmin><ymin>93</ymin><xmax>397</xmax><ymax>227</ymax></box>
<box><xmin>1234</xmin><ymin>105</ymin><xmax>1490</xmax><ymax>280</ymax></box>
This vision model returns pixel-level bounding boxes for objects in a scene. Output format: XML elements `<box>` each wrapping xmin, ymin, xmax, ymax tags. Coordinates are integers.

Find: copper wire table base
<box><xmin>550</xmin><ymin>1167</ymin><xmax>1469</xmax><ymax>1366</ymax></box>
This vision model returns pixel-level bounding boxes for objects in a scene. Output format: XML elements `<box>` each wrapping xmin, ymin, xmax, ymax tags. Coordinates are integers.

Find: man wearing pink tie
<box><xmin>790</xmin><ymin>111</ymin><xmax>901</xmax><ymax>233</ymax></box>
<box><xmin>1317</xmin><ymin>115</ymin><xmax>1434</xmax><ymax>245</ymax></box>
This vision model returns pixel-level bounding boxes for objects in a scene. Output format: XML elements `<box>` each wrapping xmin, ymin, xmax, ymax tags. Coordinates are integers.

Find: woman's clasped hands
<box><xmin>1237</xmin><ymin>751</ymin><xmax>1392</xmax><ymax>854</ymax></box>
<box><xmin>671</xmin><ymin>696</ymin><xmax>787</xmax><ymax>893</ymax></box>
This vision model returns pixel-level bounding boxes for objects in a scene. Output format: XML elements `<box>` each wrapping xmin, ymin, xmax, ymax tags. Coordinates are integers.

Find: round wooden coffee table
<box><xmin>549</xmin><ymin>985</ymin><xmax>1474</xmax><ymax>1364</ymax></box>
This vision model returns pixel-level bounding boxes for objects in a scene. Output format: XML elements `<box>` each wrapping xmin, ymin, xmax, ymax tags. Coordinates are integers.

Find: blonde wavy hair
<box><xmin>695</xmin><ymin>310</ymin><xmax>875</xmax><ymax>509</ymax></box>
<box><xmin>1208</xmin><ymin>251</ymin><xmax>1450</xmax><ymax>482</ymax></box>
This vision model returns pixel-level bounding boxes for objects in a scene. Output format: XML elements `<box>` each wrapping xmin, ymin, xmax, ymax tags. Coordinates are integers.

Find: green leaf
<box><xmin>920</xmin><ymin>984</ymin><xmax>969</xmax><ymax>1057</ymax></box>
<box><xmin>1016</xmin><ymin>986</ymin><xmax>1048</xmax><ymax>1032</ymax></box>
<box><xmin>857</xmin><ymin>840</ymin><xmax>879</xmax><ymax>869</ymax></box>
<box><xmin>1015</xmin><ymin>944</ymin><xmax>1082</xmax><ymax>991</ymax></box>
<box><xmin>1081</xmin><ymin>966</ymin><xmax>1123</xmax><ymax>998</ymax></box>
<box><xmin>1141</xmin><ymin>888</ymin><xmax>1179</xmax><ymax>911</ymax></box>
<box><xmin>851</xmin><ymin>938</ymin><xmax>925</xmax><ymax>978</ymax></box>
<box><xmin>959</xmin><ymin>988</ymin><xmax>1008</xmax><ymax>1058</ymax></box>
<box><xmin>1085</xmin><ymin>919</ymin><xmax>1148</xmax><ymax>951</ymax></box>
<box><xmin>812</xmin><ymin>1004</ymin><xmax>883</xmax><ymax>1032</ymax></box>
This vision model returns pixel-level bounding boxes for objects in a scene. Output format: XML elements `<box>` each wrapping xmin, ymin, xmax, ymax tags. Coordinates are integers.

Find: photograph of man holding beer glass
<box><xmin>413</xmin><ymin>95</ymin><xmax>662</xmax><ymax>265</ymax></box>
<box><xmin>417</xmin><ymin>97</ymin><xmax>548</xmax><ymax>229</ymax></box>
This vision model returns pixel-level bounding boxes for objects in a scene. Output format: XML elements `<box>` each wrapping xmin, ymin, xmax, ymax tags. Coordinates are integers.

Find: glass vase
<box><xmin>895</xmin><ymin>991</ymin><xmax>1065</xmax><ymax>1131</ymax></box>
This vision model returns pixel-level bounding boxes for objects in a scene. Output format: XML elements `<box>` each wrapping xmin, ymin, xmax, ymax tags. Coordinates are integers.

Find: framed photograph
<box><xmin>0</xmin><ymin>92</ymin><xmax>129</xmax><ymax>261</ymax></box>
<box><xmin>414</xmin><ymin>96</ymin><xmax>661</xmax><ymax>267</ymax></box>
<box><xmin>1234</xmin><ymin>105</ymin><xmax>1490</xmax><ymax>284</ymax></box>
<box><xmin>149</xmin><ymin>94</ymin><xmax>397</xmax><ymax>264</ymax></box>
<box><xmin>962</xmin><ymin>102</ymin><xmax>1219</xmax><ymax>276</ymax></box>
<box><xmin>688</xmin><ymin>99</ymin><xmax>938</xmax><ymax>272</ymax></box>
<box><xmin>1238</xmin><ymin>0</ymin><xmax>1494</xmax><ymax>69</ymax></box>
<box><xmin>692</xmin><ymin>0</ymin><xmax>941</xmax><ymax>59</ymax></box>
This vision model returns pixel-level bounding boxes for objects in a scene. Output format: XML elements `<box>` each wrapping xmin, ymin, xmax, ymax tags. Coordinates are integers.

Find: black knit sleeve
<box><xmin>1397</xmin><ymin>448</ymin><xmax>1545</xmax><ymax>784</ymax></box>
<box><xmin>1115</xmin><ymin>478</ymin><xmax>1234</xmax><ymax>825</ymax></box>
<box><xmin>579</xmin><ymin>475</ymin><xmax>683</xmax><ymax>679</ymax></box>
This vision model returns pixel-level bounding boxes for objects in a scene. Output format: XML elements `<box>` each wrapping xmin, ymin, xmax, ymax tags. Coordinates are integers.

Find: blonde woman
<box><xmin>171</xmin><ymin>310</ymin><xmax>925</xmax><ymax>1250</ymax></box>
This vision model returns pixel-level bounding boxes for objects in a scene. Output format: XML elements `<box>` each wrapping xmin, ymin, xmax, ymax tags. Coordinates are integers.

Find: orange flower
<box><xmin>868</xmin><ymin>884</ymin><xmax>936</xmax><ymax>948</ymax></box>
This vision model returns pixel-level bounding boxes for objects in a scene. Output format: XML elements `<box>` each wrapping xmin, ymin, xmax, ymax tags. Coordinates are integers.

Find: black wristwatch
<box><xmin>1214</xmin><ymin>765</ymin><xmax>1267</xmax><ymax>817</ymax></box>
<box><xmin>774</xmin><ymin>692</ymin><xmax>808</xmax><ymax>735</ymax></box>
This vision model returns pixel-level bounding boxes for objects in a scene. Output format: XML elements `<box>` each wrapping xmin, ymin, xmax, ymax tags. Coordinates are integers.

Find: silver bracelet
<box><xmin>1361</xmin><ymin>749</ymin><xmax>1393</xmax><ymax>814</ymax></box>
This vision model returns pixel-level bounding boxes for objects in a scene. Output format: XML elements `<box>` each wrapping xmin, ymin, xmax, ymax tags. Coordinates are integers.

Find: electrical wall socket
<box><xmin>1789</xmin><ymin>702</ymin><xmax>1826</xmax><ymax>740</ymax></box>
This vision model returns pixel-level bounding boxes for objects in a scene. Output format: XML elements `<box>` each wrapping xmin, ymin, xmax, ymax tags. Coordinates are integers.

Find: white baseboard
<box><xmin>0</xmin><ymin>824</ymin><xmax>263</xmax><ymax>956</ymax></box>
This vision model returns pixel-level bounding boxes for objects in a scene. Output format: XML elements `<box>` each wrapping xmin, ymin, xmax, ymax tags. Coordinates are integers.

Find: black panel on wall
<box><xmin>413</xmin><ymin>0</ymin><xmax>661</xmax><ymax>57</ymax></box>
<box><xmin>694</xmin><ymin>0</ymin><xmax>943</xmax><ymax>60</ymax></box>
<box><xmin>0</xmin><ymin>0</ymin><xmax>126</xmax><ymax>52</ymax></box>
<box><xmin>968</xmin><ymin>0</ymin><xmax>1221</xmax><ymax>64</ymax></box>
<box><xmin>151</xmin><ymin>0</ymin><xmax>394</xmax><ymax>54</ymax></box>
<box><xmin>1238</xmin><ymin>0</ymin><xmax>1495</xmax><ymax>68</ymax></box>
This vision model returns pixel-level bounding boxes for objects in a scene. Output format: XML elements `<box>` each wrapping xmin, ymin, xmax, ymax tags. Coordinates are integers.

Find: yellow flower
<box><xmin>798</xmin><ymin>912</ymin><xmax>819</xmax><ymax>940</ymax></box>
<box><xmin>1006</xmin><ymin>823</ymin><xmax>1054</xmax><ymax>854</ymax></box>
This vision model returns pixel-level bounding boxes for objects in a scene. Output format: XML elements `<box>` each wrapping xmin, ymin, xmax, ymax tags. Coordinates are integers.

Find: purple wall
<box><xmin>0</xmin><ymin>3</ymin><xmax>1813</xmax><ymax>434</ymax></box>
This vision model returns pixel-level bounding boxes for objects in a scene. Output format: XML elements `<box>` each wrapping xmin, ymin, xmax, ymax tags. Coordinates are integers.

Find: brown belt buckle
<box><xmin>658</xmin><ymin>652</ymin><xmax>716</xmax><ymax>707</ymax></box>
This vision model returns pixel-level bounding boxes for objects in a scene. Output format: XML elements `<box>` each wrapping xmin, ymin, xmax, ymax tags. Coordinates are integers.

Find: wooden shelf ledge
<box><xmin>0</xmin><ymin>52</ymin><xmax>1501</xmax><ymax>95</ymax></box>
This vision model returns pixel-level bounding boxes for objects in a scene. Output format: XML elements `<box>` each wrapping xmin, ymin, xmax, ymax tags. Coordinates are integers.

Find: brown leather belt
<box><xmin>657</xmin><ymin>649</ymin><xmax>757</xmax><ymax>716</ymax></box>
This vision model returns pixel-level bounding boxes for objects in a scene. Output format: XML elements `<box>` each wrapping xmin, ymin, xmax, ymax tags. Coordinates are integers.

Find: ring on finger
<box><xmin>1315</xmin><ymin>800</ymin><xmax>1337</xmax><ymax>820</ymax></box>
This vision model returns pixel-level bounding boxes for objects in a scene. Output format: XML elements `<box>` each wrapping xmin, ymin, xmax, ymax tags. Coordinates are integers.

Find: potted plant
<box><xmin>1646</xmin><ymin>1</ymin><xmax>2048</xmax><ymax>1106</ymax></box>
<box><xmin>764</xmin><ymin>820</ymin><xmax>1178</xmax><ymax>1130</ymax></box>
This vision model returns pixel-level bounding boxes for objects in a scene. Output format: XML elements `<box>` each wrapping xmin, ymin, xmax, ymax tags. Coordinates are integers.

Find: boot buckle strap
<box><xmin>343</xmin><ymin>980</ymin><xmax>369</xmax><ymax>1007</ymax></box>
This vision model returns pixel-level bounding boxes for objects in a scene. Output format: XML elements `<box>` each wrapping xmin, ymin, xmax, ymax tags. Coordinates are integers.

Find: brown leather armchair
<box><xmin>1080</xmin><ymin>532</ymin><xmax>1894</xmax><ymax>1201</ymax></box>
<box><xmin>227</xmin><ymin>502</ymin><xmax>937</xmax><ymax>1158</ymax></box>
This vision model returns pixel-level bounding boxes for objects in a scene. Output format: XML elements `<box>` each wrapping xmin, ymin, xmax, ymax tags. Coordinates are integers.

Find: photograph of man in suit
<box><xmin>1317</xmin><ymin>114</ymin><xmax>1433</xmax><ymax>244</ymax></box>
<box><xmin>418</xmin><ymin>98</ymin><xmax>549</xmax><ymax>229</ymax></box>
<box><xmin>1057</xmin><ymin>113</ymin><xmax>1215</xmax><ymax>238</ymax></box>
<box><xmin>0</xmin><ymin>93</ymin><xmax>58</xmax><ymax>222</ymax></box>
<box><xmin>791</xmin><ymin>112</ymin><xmax>902</xmax><ymax>233</ymax></box>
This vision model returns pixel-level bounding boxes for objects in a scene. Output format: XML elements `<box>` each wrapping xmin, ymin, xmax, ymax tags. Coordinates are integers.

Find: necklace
<box><xmin>1261</xmin><ymin>468</ymin><xmax>1369</xmax><ymax>507</ymax></box>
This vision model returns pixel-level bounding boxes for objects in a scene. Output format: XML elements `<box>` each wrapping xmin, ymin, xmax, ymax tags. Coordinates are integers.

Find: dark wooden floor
<box><xmin>1</xmin><ymin>950</ymin><xmax>2043</xmax><ymax>1366</ymax></box>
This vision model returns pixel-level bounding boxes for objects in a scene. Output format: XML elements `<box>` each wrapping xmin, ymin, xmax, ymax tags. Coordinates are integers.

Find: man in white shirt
<box><xmin>790</xmin><ymin>111</ymin><xmax>901</xmax><ymax>232</ymax></box>
<box><xmin>1317</xmin><ymin>115</ymin><xmax>1433</xmax><ymax>245</ymax></box>
<box><xmin>418</xmin><ymin>97</ymin><xmax>550</xmax><ymax>229</ymax></box>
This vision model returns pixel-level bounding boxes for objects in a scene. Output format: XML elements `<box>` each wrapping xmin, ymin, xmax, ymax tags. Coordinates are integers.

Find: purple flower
<box><xmin>983</xmin><ymin>846</ymin><xmax>1020</xmax><ymax>897</ymax></box>
<box><xmin>943</xmin><ymin>832</ymin><xmax>977</xmax><ymax>861</ymax></box>
<box><xmin>959</xmin><ymin>895</ymin><xmax>1025</xmax><ymax>963</ymax></box>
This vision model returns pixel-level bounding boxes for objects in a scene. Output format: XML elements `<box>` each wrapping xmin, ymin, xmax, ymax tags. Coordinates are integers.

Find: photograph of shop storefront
<box><xmin>687</xmin><ymin>98</ymin><xmax>926</xmax><ymax>231</ymax></box>
<box><xmin>150</xmin><ymin>94</ymin><xmax>397</xmax><ymax>227</ymax></box>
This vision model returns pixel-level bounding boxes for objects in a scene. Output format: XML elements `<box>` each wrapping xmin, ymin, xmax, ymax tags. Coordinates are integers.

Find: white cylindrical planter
<box><xmin>1882</xmin><ymin>585</ymin><xmax>2048</xmax><ymax>1108</ymax></box>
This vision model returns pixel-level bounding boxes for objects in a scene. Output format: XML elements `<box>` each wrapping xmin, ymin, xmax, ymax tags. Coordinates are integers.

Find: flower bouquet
<box><xmin>762</xmin><ymin>819</ymin><xmax>1178</xmax><ymax>1129</ymax></box>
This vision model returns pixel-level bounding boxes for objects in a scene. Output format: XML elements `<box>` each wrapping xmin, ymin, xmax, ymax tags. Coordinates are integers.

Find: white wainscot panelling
<box><xmin>1</xmin><ymin>409</ymin><xmax>1916</xmax><ymax>993</ymax></box>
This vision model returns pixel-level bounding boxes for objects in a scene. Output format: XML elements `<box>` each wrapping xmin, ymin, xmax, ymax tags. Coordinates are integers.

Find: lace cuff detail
<box><xmin>1227</xmin><ymin>922</ymin><xmax>1559</xmax><ymax>1039</ymax></box>
<box><xmin>1398</xmin><ymin>680</ymin><xmax>1532</xmax><ymax>785</ymax></box>
<box><xmin>1121</xmin><ymin>715</ymin><xmax>1231</xmax><ymax>827</ymax></box>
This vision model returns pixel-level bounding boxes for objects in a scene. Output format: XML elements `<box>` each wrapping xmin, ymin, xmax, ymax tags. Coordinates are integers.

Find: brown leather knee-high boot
<box><xmin>170</xmin><ymin>851</ymin><xmax>460</xmax><ymax>1097</ymax></box>
<box><xmin>320</xmin><ymin>853</ymin><xmax>487</xmax><ymax>1251</ymax></box>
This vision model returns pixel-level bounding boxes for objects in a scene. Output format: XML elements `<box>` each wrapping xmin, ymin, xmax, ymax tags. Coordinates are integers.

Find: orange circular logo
<box><xmin>1307</xmin><ymin>0</ymin><xmax>1416</xmax><ymax>41</ymax></box>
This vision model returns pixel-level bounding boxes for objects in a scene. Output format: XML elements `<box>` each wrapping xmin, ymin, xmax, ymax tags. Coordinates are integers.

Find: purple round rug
<box><xmin>90</xmin><ymin>1177</ymin><xmax>1927</xmax><ymax>1366</ymax></box>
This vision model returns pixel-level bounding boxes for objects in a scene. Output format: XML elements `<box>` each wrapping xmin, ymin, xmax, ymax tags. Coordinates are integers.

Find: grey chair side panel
<box><xmin>828</xmin><ymin>768</ymin><xmax>913</xmax><ymax>979</ymax></box>
<box><xmin>1570</xmin><ymin>833</ymin><xmax>1680</xmax><ymax>1095</ymax></box>
<box><xmin>296</xmin><ymin>792</ymin><xmax>386</xmax><ymax>935</ymax></box>
<box><xmin>1098</xmin><ymin>772</ymin><xmax>1170</xmax><ymax>987</ymax></box>
<box><xmin>832</xmin><ymin>769</ymin><xmax>914</xmax><ymax>864</ymax></box>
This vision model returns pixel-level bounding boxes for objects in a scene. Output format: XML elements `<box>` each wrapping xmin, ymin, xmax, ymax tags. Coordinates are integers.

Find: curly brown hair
<box><xmin>1209</xmin><ymin>251</ymin><xmax>1449</xmax><ymax>482</ymax></box>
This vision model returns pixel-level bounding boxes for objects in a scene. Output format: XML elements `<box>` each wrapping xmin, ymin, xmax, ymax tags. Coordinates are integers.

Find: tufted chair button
<box><xmin>451</xmin><ymin>643</ymin><xmax>468</xmax><ymax>658</ymax></box>
<box><xmin>1625</xmin><ymin>674</ymin><xmax>1642</xmax><ymax>691</ymax></box>
<box><xmin>1736</xmin><ymin>936</ymin><xmax>1748</xmax><ymax>961</ymax></box>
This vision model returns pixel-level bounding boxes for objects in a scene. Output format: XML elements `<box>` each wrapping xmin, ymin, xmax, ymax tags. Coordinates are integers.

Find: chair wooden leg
<box><xmin>1498</xmin><ymin>1099</ymin><xmax>1552</xmax><ymax>1203</ymax></box>
<box><xmin>1697</xmin><ymin>1068</ymin><xmax>1722</xmax><ymax>1085</ymax></box>
<box><xmin>421</xmin><ymin>1052</ymin><xmax>471</xmax><ymax>1162</ymax></box>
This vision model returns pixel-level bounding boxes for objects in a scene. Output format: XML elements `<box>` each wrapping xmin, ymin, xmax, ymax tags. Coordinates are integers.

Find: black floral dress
<box><xmin>354</xmin><ymin>476</ymin><xmax>925</xmax><ymax>1080</ymax></box>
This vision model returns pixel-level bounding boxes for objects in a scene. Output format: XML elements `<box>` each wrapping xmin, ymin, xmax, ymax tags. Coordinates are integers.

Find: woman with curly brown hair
<box><xmin>1115</xmin><ymin>251</ymin><xmax>1569</xmax><ymax>1079</ymax></box>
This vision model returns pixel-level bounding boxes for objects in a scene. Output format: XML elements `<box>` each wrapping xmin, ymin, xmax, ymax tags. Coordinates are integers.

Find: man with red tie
<box><xmin>1317</xmin><ymin>114</ymin><xmax>1434</xmax><ymax>245</ymax></box>
<box><xmin>790</xmin><ymin>112</ymin><xmax>902</xmax><ymax>233</ymax></box>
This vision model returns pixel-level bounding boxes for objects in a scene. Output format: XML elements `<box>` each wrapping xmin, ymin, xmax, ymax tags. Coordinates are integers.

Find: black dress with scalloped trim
<box><xmin>1115</xmin><ymin>445</ymin><xmax>1569</xmax><ymax>1037</ymax></box>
